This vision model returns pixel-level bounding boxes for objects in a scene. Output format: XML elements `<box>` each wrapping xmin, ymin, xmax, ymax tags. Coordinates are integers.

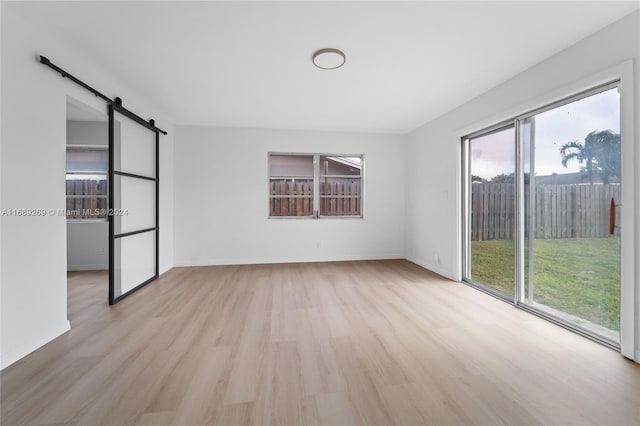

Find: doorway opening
<box><xmin>66</xmin><ymin>97</ymin><xmax>109</xmax><ymax>323</ymax></box>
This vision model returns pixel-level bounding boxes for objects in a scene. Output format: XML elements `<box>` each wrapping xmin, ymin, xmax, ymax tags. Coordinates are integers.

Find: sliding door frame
<box><xmin>461</xmin><ymin>70</ymin><xmax>635</xmax><ymax>358</ymax></box>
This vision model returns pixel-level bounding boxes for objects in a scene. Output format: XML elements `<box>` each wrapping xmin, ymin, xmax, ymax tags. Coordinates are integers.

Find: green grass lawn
<box><xmin>470</xmin><ymin>237</ymin><xmax>620</xmax><ymax>331</ymax></box>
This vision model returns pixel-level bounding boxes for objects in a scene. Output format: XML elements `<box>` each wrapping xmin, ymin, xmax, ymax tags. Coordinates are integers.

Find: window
<box><xmin>269</xmin><ymin>153</ymin><xmax>363</xmax><ymax>218</ymax></box>
<box><xmin>66</xmin><ymin>146</ymin><xmax>108</xmax><ymax>220</ymax></box>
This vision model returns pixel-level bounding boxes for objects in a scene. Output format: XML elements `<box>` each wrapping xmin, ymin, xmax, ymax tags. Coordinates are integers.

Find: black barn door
<box><xmin>108</xmin><ymin>104</ymin><xmax>159</xmax><ymax>304</ymax></box>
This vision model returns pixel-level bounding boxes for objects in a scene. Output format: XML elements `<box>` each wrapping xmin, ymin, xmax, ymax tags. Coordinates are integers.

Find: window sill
<box><xmin>268</xmin><ymin>216</ymin><xmax>364</xmax><ymax>220</ymax></box>
<box><xmin>66</xmin><ymin>219</ymin><xmax>108</xmax><ymax>224</ymax></box>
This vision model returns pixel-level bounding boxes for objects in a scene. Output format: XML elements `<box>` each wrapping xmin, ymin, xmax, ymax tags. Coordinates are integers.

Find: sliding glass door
<box><xmin>521</xmin><ymin>85</ymin><xmax>621</xmax><ymax>344</ymax></box>
<box><xmin>463</xmin><ymin>83</ymin><xmax>622</xmax><ymax>347</ymax></box>
<box><xmin>463</xmin><ymin>126</ymin><xmax>516</xmax><ymax>299</ymax></box>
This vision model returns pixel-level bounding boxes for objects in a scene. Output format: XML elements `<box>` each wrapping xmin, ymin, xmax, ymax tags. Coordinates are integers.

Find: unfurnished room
<box><xmin>1</xmin><ymin>1</ymin><xmax>640</xmax><ymax>425</ymax></box>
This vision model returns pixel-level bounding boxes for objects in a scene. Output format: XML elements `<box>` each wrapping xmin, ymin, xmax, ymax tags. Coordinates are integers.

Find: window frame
<box><xmin>268</xmin><ymin>152</ymin><xmax>364</xmax><ymax>219</ymax></box>
<box><xmin>66</xmin><ymin>144</ymin><xmax>109</xmax><ymax>223</ymax></box>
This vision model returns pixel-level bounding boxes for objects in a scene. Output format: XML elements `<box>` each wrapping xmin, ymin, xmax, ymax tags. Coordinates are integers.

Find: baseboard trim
<box><xmin>406</xmin><ymin>256</ymin><xmax>457</xmax><ymax>281</ymax></box>
<box><xmin>1</xmin><ymin>320</ymin><xmax>71</xmax><ymax>370</ymax></box>
<box><xmin>174</xmin><ymin>256</ymin><xmax>458</xmax><ymax>282</ymax></box>
<box><xmin>67</xmin><ymin>264</ymin><xmax>108</xmax><ymax>271</ymax></box>
<box><xmin>175</xmin><ymin>254</ymin><xmax>405</xmax><ymax>268</ymax></box>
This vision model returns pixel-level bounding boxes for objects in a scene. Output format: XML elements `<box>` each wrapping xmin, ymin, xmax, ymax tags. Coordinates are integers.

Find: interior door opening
<box><xmin>47</xmin><ymin>56</ymin><xmax>165</xmax><ymax>310</ymax></box>
<box><xmin>66</xmin><ymin>97</ymin><xmax>109</xmax><ymax>322</ymax></box>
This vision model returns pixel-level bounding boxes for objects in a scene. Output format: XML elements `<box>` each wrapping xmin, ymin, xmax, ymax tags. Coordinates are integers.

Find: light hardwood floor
<box><xmin>2</xmin><ymin>260</ymin><xmax>640</xmax><ymax>425</ymax></box>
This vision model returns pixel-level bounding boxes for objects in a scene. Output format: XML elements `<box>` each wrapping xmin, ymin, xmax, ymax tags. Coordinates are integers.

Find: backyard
<box><xmin>470</xmin><ymin>237</ymin><xmax>620</xmax><ymax>331</ymax></box>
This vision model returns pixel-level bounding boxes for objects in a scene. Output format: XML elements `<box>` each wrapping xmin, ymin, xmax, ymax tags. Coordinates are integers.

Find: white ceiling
<box><xmin>11</xmin><ymin>1</ymin><xmax>640</xmax><ymax>134</ymax></box>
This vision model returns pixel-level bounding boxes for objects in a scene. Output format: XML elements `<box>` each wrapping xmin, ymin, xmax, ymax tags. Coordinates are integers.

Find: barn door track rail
<box><xmin>39</xmin><ymin>55</ymin><xmax>167</xmax><ymax>135</ymax></box>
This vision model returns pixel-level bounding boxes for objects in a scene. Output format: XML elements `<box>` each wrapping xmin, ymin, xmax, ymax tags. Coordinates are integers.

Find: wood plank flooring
<box><xmin>2</xmin><ymin>260</ymin><xmax>640</xmax><ymax>425</ymax></box>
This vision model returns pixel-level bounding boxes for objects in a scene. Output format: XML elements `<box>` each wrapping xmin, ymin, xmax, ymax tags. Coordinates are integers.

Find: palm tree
<box><xmin>559</xmin><ymin>130</ymin><xmax>620</xmax><ymax>184</ymax></box>
<box><xmin>590</xmin><ymin>130</ymin><xmax>620</xmax><ymax>184</ymax></box>
<box><xmin>560</xmin><ymin>138</ymin><xmax>596</xmax><ymax>183</ymax></box>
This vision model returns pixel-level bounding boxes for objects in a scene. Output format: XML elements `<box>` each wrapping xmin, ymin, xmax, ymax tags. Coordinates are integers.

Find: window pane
<box><xmin>113</xmin><ymin>111</ymin><xmax>156</xmax><ymax>178</ymax></box>
<box><xmin>66</xmin><ymin>146</ymin><xmax>108</xmax><ymax>220</ymax></box>
<box><xmin>114</xmin><ymin>231</ymin><xmax>155</xmax><ymax>297</ymax></box>
<box><xmin>65</xmin><ymin>196</ymin><xmax>108</xmax><ymax>219</ymax></box>
<box><xmin>65</xmin><ymin>175</ymin><xmax>108</xmax><ymax>219</ymax></box>
<box><xmin>523</xmin><ymin>87</ymin><xmax>620</xmax><ymax>343</ymax></box>
<box><xmin>66</xmin><ymin>148</ymin><xmax>108</xmax><ymax>172</ymax></box>
<box><xmin>268</xmin><ymin>153</ymin><xmax>363</xmax><ymax>218</ymax></box>
<box><xmin>466</xmin><ymin>126</ymin><xmax>516</xmax><ymax>297</ymax></box>
<box><xmin>65</xmin><ymin>176</ymin><xmax>108</xmax><ymax>196</ymax></box>
<box><xmin>269</xmin><ymin>154</ymin><xmax>313</xmax><ymax>177</ymax></box>
<box><xmin>270</xmin><ymin>197</ymin><xmax>313</xmax><ymax>217</ymax></box>
<box><xmin>320</xmin><ymin>156</ymin><xmax>361</xmax><ymax>176</ymax></box>
<box><xmin>270</xmin><ymin>178</ymin><xmax>313</xmax><ymax>216</ymax></box>
<box><xmin>320</xmin><ymin>177</ymin><xmax>361</xmax><ymax>216</ymax></box>
<box><xmin>113</xmin><ymin>175</ymin><xmax>156</xmax><ymax>234</ymax></box>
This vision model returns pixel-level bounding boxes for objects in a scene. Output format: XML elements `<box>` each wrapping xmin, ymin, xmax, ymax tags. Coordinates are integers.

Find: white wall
<box><xmin>0</xmin><ymin>2</ymin><xmax>4</xmax><ymax>370</ymax></box>
<box><xmin>66</xmin><ymin>120</ymin><xmax>108</xmax><ymax>271</ymax></box>
<box><xmin>174</xmin><ymin>126</ymin><xmax>406</xmax><ymax>266</ymax></box>
<box><xmin>67</xmin><ymin>222</ymin><xmax>108</xmax><ymax>271</ymax></box>
<box><xmin>1</xmin><ymin>8</ymin><xmax>175</xmax><ymax>369</ymax></box>
<box><xmin>406</xmin><ymin>11</ymin><xmax>640</xmax><ymax>358</ymax></box>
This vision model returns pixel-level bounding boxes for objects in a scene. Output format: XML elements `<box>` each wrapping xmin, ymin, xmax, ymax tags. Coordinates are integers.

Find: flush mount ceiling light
<box><xmin>312</xmin><ymin>48</ymin><xmax>346</xmax><ymax>70</ymax></box>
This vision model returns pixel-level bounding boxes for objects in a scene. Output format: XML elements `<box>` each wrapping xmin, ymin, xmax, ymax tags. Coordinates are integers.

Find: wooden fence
<box><xmin>270</xmin><ymin>180</ymin><xmax>361</xmax><ymax>216</ymax></box>
<box><xmin>66</xmin><ymin>179</ymin><xmax>108</xmax><ymax>219</ymax></box>
<box><xmin>471</xmin><ymin>183</ymin><xmax>620</xmax><ymax>240</ymax></box>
